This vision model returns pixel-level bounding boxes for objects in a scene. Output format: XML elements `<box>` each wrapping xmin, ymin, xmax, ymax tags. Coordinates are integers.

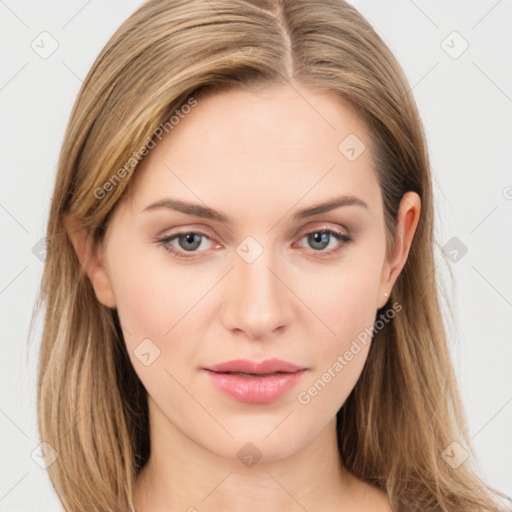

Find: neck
<box><xmin>133</xmin><ymin>398</ymin><xmax>360</xmax><ymax>512</ymax></box>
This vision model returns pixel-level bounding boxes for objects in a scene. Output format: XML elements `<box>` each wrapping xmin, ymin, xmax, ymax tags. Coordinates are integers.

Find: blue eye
<box><xmin>156</xmin><ymin>232</ymin><xmax>214</xmax><ymax>258</ymax></box>
<box><xmin>297</xmin><ymin>229</ymin><xmax>353</xmax><ymax>256</ymax></box>
<box><xmin>155</xmin><ymin>228</ymin><xmax>353</xmax><ymax>259</ymax></box>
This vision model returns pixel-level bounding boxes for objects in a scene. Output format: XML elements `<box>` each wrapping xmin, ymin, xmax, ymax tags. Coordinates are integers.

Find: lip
<box><xmin>202</xmin><ymin>359</ymin><xmax>308</xmax><ymax>404</ymax></box>
<box><xmin>203</xmin><ymin>358</ymin><xmax>306</xmax><ymax>374</ymax></box>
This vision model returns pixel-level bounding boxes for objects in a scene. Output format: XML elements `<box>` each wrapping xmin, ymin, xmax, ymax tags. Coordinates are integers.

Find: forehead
<box><xmin>150</xmin><ymin>83</ymin><xmax>369</xmax><ymax>161</ymax></box>
<box><xmin>123</xmin><ymin>83</ymin><xmax>380</xmax><ymax>220</ymax></box>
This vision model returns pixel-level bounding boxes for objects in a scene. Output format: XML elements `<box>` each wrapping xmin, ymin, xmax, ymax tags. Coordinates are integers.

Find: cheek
<box><xmin>296</xmin><ymin>256</ymin><xmax>381</xmax><ymax>347</ymax></box>
<box><xmin>109</xmin><ymin>243</ymin><xmax>210</xmax><ymax>342</ymax></box>
<box><xmin>108</xmin><ymin>250</ymin><xmax>209</xmax><ymax>402</ymax></box>
<box><xmin>293</xmin><ymin>257</ymin><xmax>382</xmax><ymax>408</ymax></box>
<box><xmin>107</xmin><ymin>228</ymin><xmax>383</xmax><ymax>410</ymax></box>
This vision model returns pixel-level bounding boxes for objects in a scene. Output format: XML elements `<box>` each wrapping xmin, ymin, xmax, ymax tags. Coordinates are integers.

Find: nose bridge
<box><xmin>222</xmin><ymin>236</ymin><xmax>292</xmax><ymax>339</ymax></box>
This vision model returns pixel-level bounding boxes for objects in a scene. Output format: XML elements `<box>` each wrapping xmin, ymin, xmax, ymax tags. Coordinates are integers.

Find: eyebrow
<box><xmin>142</xmin><ymin>194</ymin><xmax>368</xmax><ymax>224</ymax></box>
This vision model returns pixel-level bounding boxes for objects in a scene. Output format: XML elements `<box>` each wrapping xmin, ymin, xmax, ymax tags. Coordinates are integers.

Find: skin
<box><xmin>69</xmin><ymin>82</ymin><xmax>420</xmax><ymax>512</ymax></box>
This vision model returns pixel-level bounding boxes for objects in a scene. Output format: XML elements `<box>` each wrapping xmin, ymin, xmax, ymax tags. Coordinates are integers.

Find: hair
<box><xmin>31</xmin><ymin>1</ymin><xmax>509</xmax><ymax>511</ymax></box>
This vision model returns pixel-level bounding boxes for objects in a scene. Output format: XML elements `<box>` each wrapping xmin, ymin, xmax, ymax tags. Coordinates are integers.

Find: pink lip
<box><xmin>204</xmin><ymin>358</ymin><xmax>306</xmax><ymax>374</ymax></box>
<box><xmin>202</xmin><ymin>359</ymin><xmax>307</xmax><ymax>404</ymax></box>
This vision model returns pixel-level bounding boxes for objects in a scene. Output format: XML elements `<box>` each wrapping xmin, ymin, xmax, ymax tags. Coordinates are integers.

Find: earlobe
<box><xmin>64</xmin><ymin>213</ymin><xmax>117</xmax><ymax>309</ymax></box>
<box><xmin>377</xmin><ymin>191</ymin><xmax>421</xmax><ymax>309</ymax></box>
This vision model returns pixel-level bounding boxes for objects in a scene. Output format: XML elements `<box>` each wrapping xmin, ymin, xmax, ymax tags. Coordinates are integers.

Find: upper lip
<box><xmin>203</xmin><ymin>358</ymin><xmax>306</xmax><ymax>374</ymax></box>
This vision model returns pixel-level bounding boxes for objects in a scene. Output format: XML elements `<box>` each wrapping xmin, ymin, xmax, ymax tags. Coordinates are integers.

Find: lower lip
<box><xmin>203</xmin><ymin>369</ymin><xmax>306</xmax><ymax>404</ymax></box>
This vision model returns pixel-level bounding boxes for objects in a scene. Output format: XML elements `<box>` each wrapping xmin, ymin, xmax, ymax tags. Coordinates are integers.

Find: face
<box><xmin>82</xmin><ymin>83</ymin><xmax>418</xmax><ymax>463</ymax></box>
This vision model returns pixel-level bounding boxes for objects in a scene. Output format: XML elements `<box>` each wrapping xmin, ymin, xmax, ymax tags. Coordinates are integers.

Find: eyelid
<box><xmin>294</xmin><ymin>221</ymin><xmax>351</xmax><ymax>239</ymax></box>
<box><xmin>152</xmin><ymin>228</ymin><xmax>220</xmax><ymax>259</ymax></box>
<box><xmin>156</xmin><ymin>221</ymin><xmax>350</xmax><ymax>245</ymax></box>
<box><xmin>155</xmin><ymin>223</ymin><xmax>217</xmax><ymax>238</ymax></box>
<box><xmin>154</xmin><ymin>222</ymin><xmax>353</xmax><ymax>259</ymax></box>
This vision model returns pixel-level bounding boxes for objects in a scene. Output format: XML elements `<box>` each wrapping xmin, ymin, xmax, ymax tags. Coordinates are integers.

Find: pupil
<box><xmin>177</xmin><ymin>232</ymin><xmax>332</xmax><ymax>252</ymax></box>
<box><xmin>310</xmin><ymin>231</ymin><xmax>329</xmax><ymax>250</ymax></box>
<box><xmin>180</xmin><ymin>233</ymin><xmax>201</xmax><ymax>250</ymax></box>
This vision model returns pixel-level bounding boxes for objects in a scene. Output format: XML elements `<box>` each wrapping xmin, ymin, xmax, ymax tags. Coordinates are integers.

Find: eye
<box><xmin>295</xmin><ymin>228</ymin><xmax>353</xmax><ymax>257</ymax></box>
<box><xmin>155</xmin><ymin>231</ymin><xmax>217</xmax><ymax>259</ymax></box>
<box><xmin>154</xmin><ymin>227</ymin><xmax>353</xmax><ymax>260</ymax></box>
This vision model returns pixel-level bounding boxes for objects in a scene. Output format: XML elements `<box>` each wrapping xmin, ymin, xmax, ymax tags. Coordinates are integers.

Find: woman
<box><xmin>34</xmin><ymin>0</ymin><xmax>508</xmax><ymax>510</ymax></box>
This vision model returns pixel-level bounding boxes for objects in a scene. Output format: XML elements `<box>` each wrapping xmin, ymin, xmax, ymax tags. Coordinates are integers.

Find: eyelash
<box><xmin>154</xmin><ymin>227</ymin><xmax>353</xmax><ymax>260</ymax></box>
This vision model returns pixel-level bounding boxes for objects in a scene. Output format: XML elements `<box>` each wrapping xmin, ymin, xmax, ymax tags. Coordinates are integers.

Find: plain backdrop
<box><xmin>1</xmin><ymin>0</ymin><xmax>511</xmax><ymax>510</ymax></box>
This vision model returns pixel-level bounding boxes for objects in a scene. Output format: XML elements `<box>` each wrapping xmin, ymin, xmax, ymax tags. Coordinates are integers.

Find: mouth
<box><xmin>203</xmin><ymin>358</ymin><xmax>307</xmax><ymax>375</ymax></box>
<box><xmin>202</xmin><ymin>363</ymin><xmax>307</xmax><ymax>404</ymax></box>
<box><xmin>210</xmin><ymin>370</ymin><xmax>295</xmax><ymax>377</ymax></box>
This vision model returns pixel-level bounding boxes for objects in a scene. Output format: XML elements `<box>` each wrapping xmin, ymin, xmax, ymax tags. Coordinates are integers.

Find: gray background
<box><xmin>1</xmin><ymin>0</ymin><xmax>511</xmax><ymax>510</ymax></box>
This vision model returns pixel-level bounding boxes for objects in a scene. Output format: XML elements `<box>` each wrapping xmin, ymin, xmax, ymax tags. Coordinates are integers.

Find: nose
<box><xmin>221</xmin><ymin>247</ymin><xmax>294</xmax><ymax>340</ymax></box>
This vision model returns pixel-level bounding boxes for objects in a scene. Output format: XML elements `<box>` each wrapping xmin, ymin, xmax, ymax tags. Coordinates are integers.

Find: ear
<box><xmin>64</xmin><ymin>213</ymin><xmax>117</xmax><ymax>308</ymax></box>
<box><xmin>377</xmin><ymin>191</ymin><xmax>421</xmax><ymax>309</ymax></box>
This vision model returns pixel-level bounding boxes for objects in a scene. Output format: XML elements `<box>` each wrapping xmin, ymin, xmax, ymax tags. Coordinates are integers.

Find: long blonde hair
<box><xmin>32</xmin><ymin>0</ymin><xmax>508</xmax><ymax>510</ymax></box>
